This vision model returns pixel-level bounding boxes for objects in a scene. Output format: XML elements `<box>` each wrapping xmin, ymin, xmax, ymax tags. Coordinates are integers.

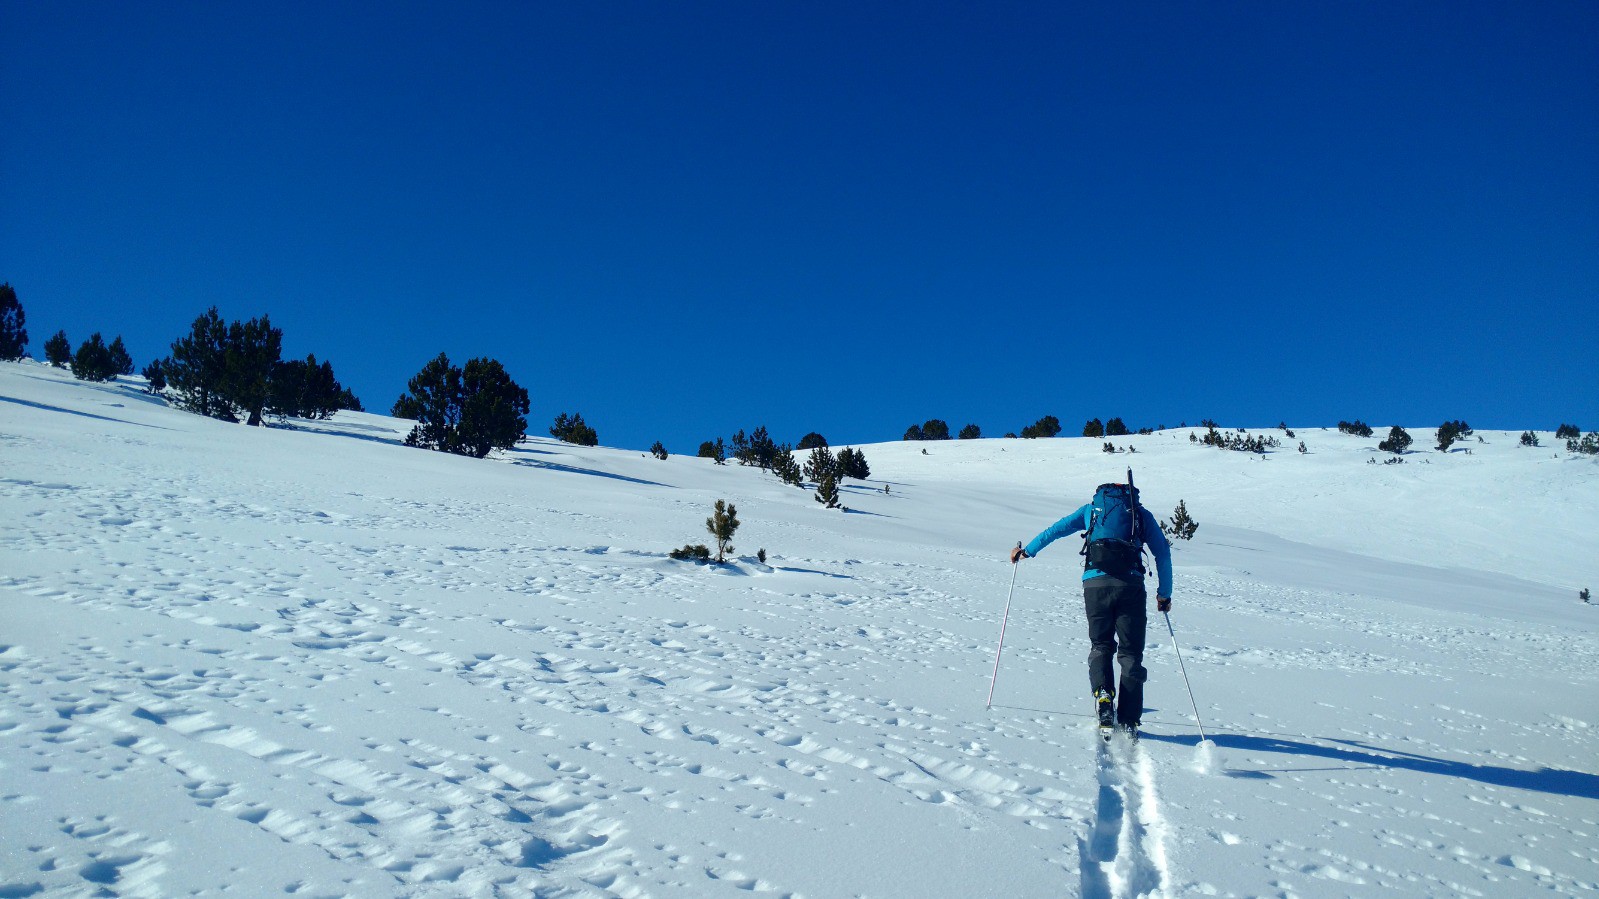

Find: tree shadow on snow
<box><xmin>510</xmin><ymin>458</ymin><xmax>673</xmax><ymax>488</ymax></box>
<box><xmin>1137</xmin><ymin>732</ymin><xmax>1599</xmax><ymax>800</ymax></box>
<box><xmin>0</xmin><ymin>394</ymin><xmax>172</xmax><ymax>430</ymax></box>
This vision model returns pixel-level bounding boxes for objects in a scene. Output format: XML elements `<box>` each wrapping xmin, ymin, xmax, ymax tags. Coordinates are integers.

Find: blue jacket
<box><xmin>1024</xmin><ymin>503</ymin><xmax>1173</xmax><ymax>597</ymax></box>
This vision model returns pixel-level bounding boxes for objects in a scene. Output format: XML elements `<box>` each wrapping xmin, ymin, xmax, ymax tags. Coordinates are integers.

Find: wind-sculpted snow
<box><xmin>2</xmin><ymin>361</ymin><xmax>1597</xmax><ymax>897</ymax></box>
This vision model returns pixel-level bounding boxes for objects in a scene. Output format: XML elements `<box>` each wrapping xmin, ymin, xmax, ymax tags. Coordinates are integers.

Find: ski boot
<box><xmin>1095</xmin><ymin>690</ymin><xmax>1115</xmax><ymax>742</ymax></box>
<box><xmin>1117</xmin><ymin>721</ymin><xmax>1140</xmax><ymax>743</ymax></box>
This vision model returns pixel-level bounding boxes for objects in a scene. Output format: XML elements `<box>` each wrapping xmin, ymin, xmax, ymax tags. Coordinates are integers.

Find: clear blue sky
<box><xmin>4</xmin><ymin>2</ymin><xmax>1595</xmax><ymax>451</ymax></box>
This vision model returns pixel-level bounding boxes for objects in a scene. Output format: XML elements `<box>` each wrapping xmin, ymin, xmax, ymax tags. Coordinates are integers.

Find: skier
<box><xmin>1008</xmin><ymin>478</ymin><xmax>1173</xmax><ymax>735</ymax></box>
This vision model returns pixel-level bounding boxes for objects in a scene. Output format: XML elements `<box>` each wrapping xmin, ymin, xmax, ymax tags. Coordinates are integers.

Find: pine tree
<box><xmin>797</xmin><ymin>432</ymin><xmax>828</xmax><ymax>450</ymax></box>
<box><xmin>107</xmin><ymin>336</ymin><xmax>134</xmax><ymax>376</ymax></box>
<box><xmin>550</xmin><ymin>412</ymin><xmax>598</xmax><ymax>446</ymax></box>
<box><xmin>223</xmin><ymin>315</ymin><xmax>283</xmax><ymax>426</ymax></box>
<box><xmin>71</xmin><ymin>333</ymin><xmax>117</xmax><ymax>381</ymax></box>
<box><xmin>166</xmin><ymin>308</ymin><xmax>236</xmax><ymax>420</ymax></box>
<box><xmin>397</xmin><ymin>353</ymin><xmax>529</xmax><ymax>457</ymax></box>
<box><xmin>0</xmin><ymin>283</ymin><xmax>27</xmax><ymax>360</ymax></box>
<box><xmin>903</xmin><ymin>424</ymin><xmax>924</xmax><ymax>441</ymax></box>
<box><xmin>1082</xmin><ymin>418</ymin><xmax>1104</xmax><ymax>438</ymax></box>
<box><xmin>650</xmin><ymin>441</ymin><xmax>668</xmax><ymax>460</ymax></box>
<box><xmin>142</xmin><ymin>359</ymin><xmax>167</xmax><ymax>393</ymax></box>
<box><xmin>1162</xmin><ymin>500</ymin><xmax>1199</xmax><ymax>540</ymax></box>
<box><xmin>1105</xmin><ymin>417</ymin><xmax>1130</xmax><ymax>437</ymax></box>
<box><xmin>1021</xmin><ymin>415</ymin><xmax>1061</xmax><ymax>438</ymax></box>
<box><xmin>706</xmin><ymin>500</ymin><xmax>739</xmax><ymax>563</ymax></box>
<box><xmin>1378</xmin><ymin>426</ymin><xmax>1413</xmax><ymax>454</ymax></box>
<box><xmin>959</xmin><ymin>423</ymin><xmax>981</xmax><ymax>440</ymax></box>
<box><xmin>70</xmin><ymin>332</ymin><xmax>119</xmax><ymax>380</ymax></box>
<box><xmin>1556</xmin><ymin>424</ymin><xmax>1581</xmax><ymax>440</ymax></box>
<box><xmin>1519</xmin><ymin>430</ymin><xmax>1540</xmax><ymax>447</ymax></box>
<box><xmin>837</xmin><ymin>447</ymin><xmax>871</xmax><ymax>480</ymax></box>
<box><xmin>814</xmin><ymin>469</ymin><xmax>841</xmax><ymax>509</ymax></box>
<box><xmin>771</xmin><ymin>446</ymin><xmax>804</xmax><ymax>486</ymax></box>
<box><xmin>921</xmin><ymin>419</ymin><xmax>950</xmax><ymax>440</ymax></box>
<box><xmin>44</xmin><ymin>330</ymin><xmax>71</xmax><ymax>367</ymax></box>
<box><xmin>803</xmin><ymin>445</ymin><xmax>837</xmax><ymax>484</ymax></box>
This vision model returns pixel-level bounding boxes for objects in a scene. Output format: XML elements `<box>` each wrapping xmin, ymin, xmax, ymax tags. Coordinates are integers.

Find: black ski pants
<box><xmin>1084</xmin><ymin>573</ymin><xmax>1147</xmax><ymax>726</ymax></box>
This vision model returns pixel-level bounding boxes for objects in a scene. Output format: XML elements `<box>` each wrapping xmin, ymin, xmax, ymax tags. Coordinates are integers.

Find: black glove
<box><xmin>1156</xmin><ymin>596</ymin><xmax>1171</xmax><ymax>613</ymax></box>
<box><xmin>1010</xmin><ymin>546</ymin><xmax>1028</xmax><ymax>564</ymax></box>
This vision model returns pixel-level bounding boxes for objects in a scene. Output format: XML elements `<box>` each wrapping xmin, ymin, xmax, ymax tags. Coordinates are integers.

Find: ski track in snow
<box><xmin>3</xmin><ymin>364</ymin><xmax>1599</xmax><ymax>897</ymax></box>
<box><xmin>1080</xmin><ymin>736</ymin><xmax>1170</xmax><ymax>899</ymax></box>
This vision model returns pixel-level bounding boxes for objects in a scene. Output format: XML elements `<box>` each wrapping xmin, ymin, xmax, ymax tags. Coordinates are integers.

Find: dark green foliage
<box><xmin>1519</xmin><ymin>430</ymin><xmax>1540</xmax><ymax>447</ymax></box>
<box><xmin>903</xmin><ymin>424</ymin><xmax>924</xmax><ymax>441</ymax></box>
<box><xmin>398</xmin><ymin>353</ymin><xmax>530</xmax><ymax>458</ymax></box>
<box><xmin>669</xmin><ymin>544</ymin><xmax>712</xmax><ymax>563</ymax></box>
<box><xmin>730</xmin><ymin>426</ymin><xmax>779</xmax><ymax>468</ymax></box>
<box><xmin>268</xmin><ymin>354</ymin><xmax>345</xmax><ymax>420</ymax></box>
<box><xmin>707</xmin><ymin>499</ymin><xmax>739</xmax><ymax>563</ymax></box>
<box><xmin>1568</xmin><ymin>433</ymin><xmax>1599</xmax><ymax>455</ymax></box>
<box><xmin>1102</xmin><ymin>441</ymin><xmax>1116</xmax><ymax>454</ymax></box>
<box><xmin>141</xmin><ymin>359</ymin><xmax>167</xmax><ymax>393</ymax></box>
<box><xmin>550</xmin><ymin>412</ymin><xmax>598</xmax><ymax>446</ymax></box>
<box><xmin>107</xmin><ymin>336</ymin><xmax>134</xmax><ymax>376</ymax></box>
<box><xmin>803</xmin><ymin>445</ymin><xmax>837</xmax><ymax>484</ymax></box>
<box><xmin>814</xmin><ymin>468</ymin><xmax>842</xmax><ymax>509</ymax></box>
<box><xmin>44</xmin><ymin>330</ymin><xmax>71</xmax><ymax>367</ymax></box>
<box><xmin>1003</xmin><ymin>432</ymin><xmax>1017</xmax><ymax>439</ymax></box>
<box><xmin>770</xmin><ymin>446</ymin><xmax>804</xmax><ymax>486</ymax></box>
<box><xmin>757</xmin><ymin>549</ymin><xmax>767</xmax><ymax>565</ymax></box>
<box><xmin>1161</xmin><ymin>500</ymin><xmax>1198</xmax><ymax>541</ymax></box>
<box><xmin>1199</xmin><ymin>426</ymin><xmax>1279</xmax><ymax>453</ymax></box>
<box><xmin>1200</xmin><ymin>419</ymin><xmax>1218</xmax><ymax>429</ymax></box>
<box><xmin>959</xmin><ymin>423</ymin><xmax>981</xmax><ymax>440</ymax></box>
<box><xmin>748</xmin><ymin>427</ymin><xmax>778</xmax><ymax>468</ymax></box>
<box><xmin>1298</xmin><ymin>441</ymin><xmax>1307</xmax><ymax>454</ymax></box>
<box><xmin>1137</xmin><ymin>427</ymin><xmax>1154</xmax><ymax>436</ymax></box>
<box><xmin>71</xmin><ymin>333</ymin><xmax>118</xmax><ymax>381</ymax></box>
<box><xmin>797</xmin><ymin>432</ymin><xmax>828</xmax><ymax>450</ymax></box>
<box><xmin>920</xmin><ymin>419</ymin><xmax>950</xmax><ymax>440</ymax></box>
<box><xmin>1021</xmin><ymin>415</ymin><xmax>1061</xmax><ymax>439</ymax></box>
<box><xmin>650</xmin><ymin>441</ymin><xmax>668</xmax><ymax>460</ymax></box>
<box><xmin>836</xmin><ymin>447</ymin><xmax>871</xmax><ymax>480</ymax></box>
<box><xmin>1582</xmin><ymin>588</ymin><xmax>1591</xmax><ymax>603</ymax></box>
<box><xmin>1283</xmin><ymin>428</ymin><xmax>1295</xmax><ymax>439</ymax></box>
<box><xmin>1379</xmin><ymin>426</ymin><xmax>1413</xmax><ymax>454</ymax></box>
<box><xmin>223</xmin><ymin>316</ymin><xmax>284</xmax><ymax>426</ymax></box>
<box><xmin>336</xmin><ymin>387</ymin><xmax>363</xmax><ymax>412</ymax></box>
<box><xmin>0</xmin><ymin>283</ymin><xmax>27</xmax><ymax>360</ymax></box>
<box><xmin>1105</xmin><ymin>417</ymin><xmax>1130</xmax><ymax>437</ymax></box>
<box><xmin>698</xmin><ymin>439</ymin><xmax>725</xmax><ymax>463</ymax></box>
<box><xmin>1436</xmin><ymin>420</ymin><xmax>1472</xmax><ymax>452</ymax></box>
<box><xmin>1338</xmin><ymin>420</ymin><xmax>1373</xmax><ymax>437</ymax></box>
<box><xmin>1556</xmin><ymin>424</ymin><xmax>1581</xmax><ymax>440</ymax></box>
<box><xmin>1082</xmin><ymin>418</ymin><xmax>1105</xmax><ymax>438</ymax></box>
<box><xmin>165</xmin><ymin>308</ymin><xmax>282</xmax><ymax>424</ymax></box>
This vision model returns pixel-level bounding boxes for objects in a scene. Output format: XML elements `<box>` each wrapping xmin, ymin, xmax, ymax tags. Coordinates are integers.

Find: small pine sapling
<box><xmin>1580</xmin><ymin>588</ymin><xmax>1590</xmax><ymax>604</ymax></box>
<box><xmin>706</xmin><ymin>500</ymin><xmax>739</xmax><ymax>563</ymax></box>
<box><xmin>1161</xmin><ymin>500</ymin><xmax>1199</xmax><ymax>541</ymax></box>
<box><xmin>650</xmin><ymin>441</ymin><xmax>668</xmax><ymax>460</ymax></box>
<box><xmin>1519</xmin><ymin>430</ymin><xmax>1540</xmax><ymax>447</ymax></box>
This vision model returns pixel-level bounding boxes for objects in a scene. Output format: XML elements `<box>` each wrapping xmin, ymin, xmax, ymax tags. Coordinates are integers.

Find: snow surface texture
<box><xmin>2</xmin><ymin>360</ymin><xmax>1596</xmax><ymax>898</ymax></box>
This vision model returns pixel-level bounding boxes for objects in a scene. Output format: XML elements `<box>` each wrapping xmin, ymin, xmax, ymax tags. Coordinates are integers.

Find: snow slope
<box><xmin>2</xmin><ymin>360</ymin><xmax>1596</xmax><ymax>898</ymax></box>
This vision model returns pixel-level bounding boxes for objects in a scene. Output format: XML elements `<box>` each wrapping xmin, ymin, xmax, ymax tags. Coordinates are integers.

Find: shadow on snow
<box><xmin>0</xmin><ymin>394</ymin><xmax>172</xmax><ymax>430</ymax></box>
<box><xmin>1137</xmin><ymin>731</ymin><xmax>1599</xmax><ymax>801</ymax></box>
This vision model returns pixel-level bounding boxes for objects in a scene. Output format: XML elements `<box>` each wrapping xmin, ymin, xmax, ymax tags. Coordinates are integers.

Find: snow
<box><xmin>2</xmin><ymin>359</ymin><xmax>1597</xmax><ymax>898</ymax></box>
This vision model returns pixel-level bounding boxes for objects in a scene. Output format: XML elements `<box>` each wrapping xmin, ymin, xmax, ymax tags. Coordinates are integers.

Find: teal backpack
<box><xmin>1081</xmin><ymin>472</ymin><xmax>1143</xmax><ymax>577</ymax></box>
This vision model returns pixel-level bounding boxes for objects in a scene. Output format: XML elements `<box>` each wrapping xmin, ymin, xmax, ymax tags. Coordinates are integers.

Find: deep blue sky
<box><xmin>4</xmin><ymin>2</ymin><xmax>1596</xmax><ymax>450</ymax></box>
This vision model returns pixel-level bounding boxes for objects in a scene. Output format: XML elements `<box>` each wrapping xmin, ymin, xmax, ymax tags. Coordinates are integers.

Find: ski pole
<box><xmin>1162</xmin><ymin>611</ymin><xmax>1208</xmax><ymax>743</ymax></box>
<box><xmin>985</xmin><ymin>544</ymin><xmax>1023</xmax><ymax>709</ymax></box>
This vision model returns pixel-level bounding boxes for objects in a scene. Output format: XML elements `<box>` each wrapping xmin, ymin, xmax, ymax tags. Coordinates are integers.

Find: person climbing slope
<box><xmin>1009</xmin><ymin>473</ymin><xmax>1173</xmax><ymax>736</ymax></box>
